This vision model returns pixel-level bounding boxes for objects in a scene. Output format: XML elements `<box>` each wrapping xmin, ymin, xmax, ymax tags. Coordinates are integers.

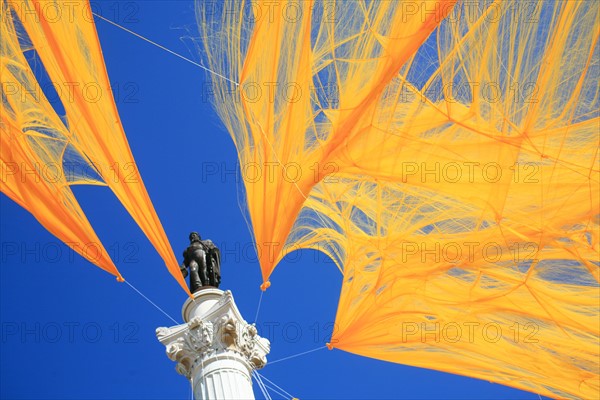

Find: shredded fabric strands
<box><xmin>198</xmin><ymin>1</ymin><xmax>599</xmax><ymax>398</ymax></box>
<box><xmin>0</xmin><ymin>0</ymin><xmax>189</xmax><ymax>295</ymax></box>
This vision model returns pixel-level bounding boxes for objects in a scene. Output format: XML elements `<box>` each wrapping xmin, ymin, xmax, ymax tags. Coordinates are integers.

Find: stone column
<box><xmin>156</xmin><ymin>289</ymin><xmax>270</xmax><ymax>399</ymax></box>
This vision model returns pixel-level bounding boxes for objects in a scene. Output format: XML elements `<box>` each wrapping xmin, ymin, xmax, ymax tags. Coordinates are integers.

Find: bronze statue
<box><xmin>180</xmin><ymin>232</ymin><xmax>221</xmax><ymax>293</ymax></box>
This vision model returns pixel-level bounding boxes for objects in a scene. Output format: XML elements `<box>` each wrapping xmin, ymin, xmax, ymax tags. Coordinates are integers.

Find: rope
<box><xmin>254</xmin><ymin>290</ymin><xmax>264</xmax><ymax>323</ymax></box>
<box><xmin>123</xmin><ymin>280</ymin><xmax>179</xmax><ymax>324</ymax></box>
<box><xmin>92</xmin><ymin>12</ymin><xmax>239</xmax><ymax>86</ymax></box>
<box><xmin>260</xmin><ymin>382</ymin><xmax>289</xmax><ymax>399</ymax></box>
<box><xmin>253</xmin><ymin>370</ymin><xmax>272</xmax><ymax>400</ymax></box>
<box><xmin>255</xmin><ymin>372</ymin><xmax>295</xmax><ymax>399</ymax></box>
<box><xmin>268</xmin><ymin>345</ymin><xmax>328</xmax><ymax>366</ymax></box>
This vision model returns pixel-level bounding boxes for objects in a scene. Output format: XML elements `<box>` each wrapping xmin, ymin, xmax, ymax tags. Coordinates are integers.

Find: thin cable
<box><xmin>92</xmin><ymin>12</ymin><xmax>239</xmax><ymax>86</ymax></box>
<box><xmin>252</xmin><ymin>372</ymin><xmax>264</xmax><ymax>399</ymax></box>
<box><xmin>253</xmin><ymin>370</ymin><xmax>272</xmax><ymax>400</ymax></box>
<box><xmin>255</xmin><ymin>372</ymin><xmax>294</xmax><ymax>399</ymax></box>
<box><xmin>258</xmin><ymin>373</ymin><xmax>273</xmax><ymax>400</ymax></box>
<box><xmin>254</xmin><ymin>290</ymin><xmax>264</xmax><ymax>323</ymax></box>
<box><xmin>124</xmin><ymin>280</ymin><xmax>179</xmax><ymax>324</ymax></box>
<box><xmin>252</xmin><ymin>371</ymin><xmax>266</xmax><ymax>399</ymax></box>
<box><xmin>260</xmin><ymin>382</ymin><xmax>288</xmax><ymax>399</ymax></box>
<box><xmin>267</xmin><ymin>345</ymin><xmax>327</xmax><ymax>365</ymax></box>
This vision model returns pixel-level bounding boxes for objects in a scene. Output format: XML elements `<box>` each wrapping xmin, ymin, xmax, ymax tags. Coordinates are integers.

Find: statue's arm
<box><xmin>180</xmin><ymin>249</ymin><xmax>189</xmax><ymax>278</ymax></box>
<box><xmin>180</xmin><ymin>262</ymin><xmax>188</xmax><ymax>278</ymax></box>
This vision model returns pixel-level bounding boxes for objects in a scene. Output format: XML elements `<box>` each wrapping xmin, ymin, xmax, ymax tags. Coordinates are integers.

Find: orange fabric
<box><xmin>199</xmin><ymin>0</ymin><xmax>599</xmax><ymax>397</ymax></box>
<box><xmin>1</xmin><ymin>0</ymin><xmax>189</xmax><ymax>294</ymax></box>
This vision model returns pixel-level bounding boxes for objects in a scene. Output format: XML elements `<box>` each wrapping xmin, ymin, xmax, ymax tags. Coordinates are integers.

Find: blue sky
<box><xmin>1</xmin><ymin>1</ymin><xmax>550</xmax><ymax>399</ymax></box>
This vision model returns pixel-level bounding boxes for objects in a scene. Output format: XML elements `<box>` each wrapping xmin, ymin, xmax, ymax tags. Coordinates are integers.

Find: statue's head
<box><xmin>189</xmin><ymin>232</ymin><xmax>201</xmax><ymax>243</ymax></box>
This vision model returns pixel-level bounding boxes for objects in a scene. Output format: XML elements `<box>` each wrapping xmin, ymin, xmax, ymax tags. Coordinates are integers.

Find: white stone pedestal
<box><xmin>156</xmin><ymin>289</ymin><xmax>270</xmax><ymax>399</ymax></box>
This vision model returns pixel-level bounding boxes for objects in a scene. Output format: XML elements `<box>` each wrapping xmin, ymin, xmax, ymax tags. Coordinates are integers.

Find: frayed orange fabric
<box><xmin>199</xmin><ymin>1</ymin><xmax>599</xmax><ymax>398</ymax></box>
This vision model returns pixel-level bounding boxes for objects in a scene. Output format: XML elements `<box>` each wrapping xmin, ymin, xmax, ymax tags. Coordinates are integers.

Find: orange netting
<box><xmin>1</xmin><ymin>0</ymin><xmax>189</xmax><ymax>294</ymax></box>
<box><xmin>198</xmin><ymin>0</ymin><xmax>599</xmax><ymax>397</ymax></box>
